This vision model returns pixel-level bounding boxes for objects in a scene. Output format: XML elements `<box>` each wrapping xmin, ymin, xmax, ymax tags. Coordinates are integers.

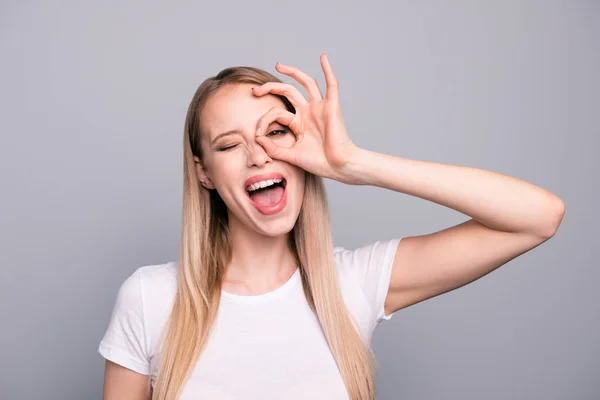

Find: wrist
<box><xmin>336</xmin><ymin>144</ymin><xmax>372</xmax><ymax>186</ymax></box>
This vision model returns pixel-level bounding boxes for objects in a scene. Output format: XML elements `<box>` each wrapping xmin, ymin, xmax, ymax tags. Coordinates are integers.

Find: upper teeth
<box><xmin>246</xmin><ymin>178</ymin><xmax>283</xmax><ymax>192</ymax></box>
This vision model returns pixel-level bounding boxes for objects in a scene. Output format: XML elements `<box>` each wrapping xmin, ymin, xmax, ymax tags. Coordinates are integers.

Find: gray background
<box><xmin>1</xmin><ymin>0</ymin><xmax>597</xmax><ymax>399</ymax></box>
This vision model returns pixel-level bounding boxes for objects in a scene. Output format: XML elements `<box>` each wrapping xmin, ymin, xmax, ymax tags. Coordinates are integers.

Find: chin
<box><xmin>252</xmin><ymin>213</ymin><xmax>299</xmax><ymax>238</ymax></box>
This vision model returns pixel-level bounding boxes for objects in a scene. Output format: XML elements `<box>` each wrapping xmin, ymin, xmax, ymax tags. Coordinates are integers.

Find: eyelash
<box><xmin>217</xmin><ymin>129</ymin><xmax>288</xmax><ymax>152</ymax></box>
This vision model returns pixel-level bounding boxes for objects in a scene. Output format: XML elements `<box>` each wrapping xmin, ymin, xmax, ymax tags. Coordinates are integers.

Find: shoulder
<box><xmin>332</xmin><ymin>238</ymin><xmax>402</xmax><ymax>334</ymax></box>
<box><xmin>333</xmin><ymin>237</ymin><xmax>401</xmax><ymax>278</ymax></box>
<box><xmin>134</xmin><ymin>261</ymin><xmax>179</xmax><ymax>328</ymax></box>
<box><xmin>136</xmin><ymin>261</ymin><xmax>178</xmax><ymax>296</ymax></box>
<box><xmin>115</xmin><ymin>261</ymin><xmax>177</xmax><ymax>305</ymax></box>
<box><xmin>110</xmin><ymin>261</ymin><xmax>179</xmax><ymax>339</ymax></box>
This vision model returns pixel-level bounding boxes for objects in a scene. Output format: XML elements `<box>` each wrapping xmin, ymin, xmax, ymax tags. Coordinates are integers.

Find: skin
<box><xmin>103</xmin><ymin>83</ymin><xmax>311</xmax><ymax>400</ymax></box>
<box><xmin>102</xmin><ymin>53</ymin><xmax>565</xmax><ymax>398</ymax></box>
<box><xmin>246</xmin><ymin>54</ymin><xmax>564</xmax><ymax>316</ymax></box>
<box><xmin>194</xmin><ymin>83</ymin><xmax>306</xmax><ymax>294</ymax></box>
<box><xmin>102</xmin><ymin>360</ymin><xmax>150</xmax><ymax>400</ymax></box>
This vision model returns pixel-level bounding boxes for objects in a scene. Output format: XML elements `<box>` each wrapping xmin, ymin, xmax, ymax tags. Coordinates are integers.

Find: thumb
<box><xmin>256</xmin><ymin>136</ymin><xmax>296</xmax><ymax>164</ymax></box>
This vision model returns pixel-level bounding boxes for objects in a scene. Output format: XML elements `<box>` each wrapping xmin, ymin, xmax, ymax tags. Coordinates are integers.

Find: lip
<box><xmin>244</xmin><ymin>172</ymin><xmax>288</xmax><ymax>216</ymax></box>
<box><xmin>243</xmin><ymin>172</ymin><xmax>287</xmax><ymax>191</ymax></box>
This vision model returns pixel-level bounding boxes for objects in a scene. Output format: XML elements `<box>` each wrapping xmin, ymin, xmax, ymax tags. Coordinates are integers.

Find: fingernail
<box><xmin>256</xmin><ymin>127</ymin><xmax>262</xmax><ymax>136</ymax></box>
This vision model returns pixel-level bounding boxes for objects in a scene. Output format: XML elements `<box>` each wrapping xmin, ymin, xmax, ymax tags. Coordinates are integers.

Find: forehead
<box><xmin>200</xmin><ymin>83</ymin><xmax>287</xmax><ymax>139</ymax></box>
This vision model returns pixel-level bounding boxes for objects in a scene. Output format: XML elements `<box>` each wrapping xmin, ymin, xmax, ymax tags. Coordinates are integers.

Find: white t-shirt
<box><xmin>98</xmin><ymin>238</ymin><xmax>401</xmax><ymax>399</ymax></box>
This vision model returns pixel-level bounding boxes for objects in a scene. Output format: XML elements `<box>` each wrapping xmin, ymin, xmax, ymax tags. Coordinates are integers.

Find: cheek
<box><xmin>208</xmin><ymin>159</ymin><xmax>242</xmax><ymax>193</ymax></box>
<box><xmin>290</xmin><ymin>167</ymin><xmax>306</xmax><ymax>196</ymax></box>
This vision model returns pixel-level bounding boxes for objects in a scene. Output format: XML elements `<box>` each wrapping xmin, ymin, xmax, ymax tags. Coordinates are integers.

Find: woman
<box><xmin>98</xmin><ymin>54</ymin><xmax>565</xmax><ymax>400</ymax></box>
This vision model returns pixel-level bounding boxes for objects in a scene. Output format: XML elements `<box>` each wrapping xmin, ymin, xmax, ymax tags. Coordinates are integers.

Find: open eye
<box><xmin>267</xmin><ymin>129</ymin><xmax>289</xmax><ymax>137</ymax></box>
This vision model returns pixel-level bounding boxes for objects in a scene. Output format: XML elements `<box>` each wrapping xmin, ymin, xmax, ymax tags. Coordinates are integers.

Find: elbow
<box><xmin>540</xmin><ymin>197</ymin><xmax>566</xmax><ymax>239</ymax></box>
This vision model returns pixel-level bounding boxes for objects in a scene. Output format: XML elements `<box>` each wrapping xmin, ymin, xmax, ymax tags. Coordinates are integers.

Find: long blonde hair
<box><xmin>148</xmin><ymin>66</ymin><xmax>378</xmax><ymax>399</ymax></box>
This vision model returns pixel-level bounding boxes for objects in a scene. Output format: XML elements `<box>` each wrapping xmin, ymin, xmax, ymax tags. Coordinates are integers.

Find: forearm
<box><xmin>341</xmin><ymin>145</ymin><xmax>565</xmax><ymax>238</ymax></box>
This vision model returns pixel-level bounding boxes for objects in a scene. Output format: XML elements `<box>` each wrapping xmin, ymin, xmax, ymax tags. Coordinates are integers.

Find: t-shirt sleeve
<box><xmin>334</xmin><ymin>237</ymin><xmax>402</xmax><ymax>324</ymax></box>
<box><xmin>98</xmin><ymin>268</ymin><xmax>150</xmax><ymax>375</ymax></box>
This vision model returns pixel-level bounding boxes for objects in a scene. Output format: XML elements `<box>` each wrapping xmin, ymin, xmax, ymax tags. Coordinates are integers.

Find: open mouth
<box><xmin>246</xmin><ymin>178</ymin><xmax>287</xmax><ymax>206</ymax></box>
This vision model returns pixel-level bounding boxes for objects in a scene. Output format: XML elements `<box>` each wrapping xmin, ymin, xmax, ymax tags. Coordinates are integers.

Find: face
<box><xmin>194</xmin><ymin>83</ymin><xmax>306</xmax><ymax>237</ymax></box>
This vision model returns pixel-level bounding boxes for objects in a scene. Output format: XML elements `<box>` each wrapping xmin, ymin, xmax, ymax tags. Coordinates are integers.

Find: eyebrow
<box><xmin>212</xmin><ymin>129</ymin><xmax>241</xmax><ymax>145</ymax></box>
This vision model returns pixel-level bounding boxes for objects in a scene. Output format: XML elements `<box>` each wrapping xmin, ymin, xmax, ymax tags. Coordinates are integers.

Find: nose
<box><xmin>246</xmin><ymin>140</ymin><xmax>273</xmax><ymax>168</ymax></box>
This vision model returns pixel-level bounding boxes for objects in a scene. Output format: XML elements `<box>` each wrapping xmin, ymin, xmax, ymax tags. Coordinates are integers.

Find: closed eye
<box><xmin>217</xmin><ymin>144</ymin><xmax>238</xmax><ymax>151</ymax></box>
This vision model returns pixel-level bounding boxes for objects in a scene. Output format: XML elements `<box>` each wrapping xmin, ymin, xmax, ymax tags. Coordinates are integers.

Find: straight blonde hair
<box><xmin>148</xmin><ymin>66</ymin><xmax>379</xmax><ymax>399</ymax></box>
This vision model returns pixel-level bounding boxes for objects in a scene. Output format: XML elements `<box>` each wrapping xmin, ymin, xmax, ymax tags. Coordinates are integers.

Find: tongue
<box><xmin>249</xmin><ymin>186</ymin><xmax>284</xmax><ymax>206</ymax></box>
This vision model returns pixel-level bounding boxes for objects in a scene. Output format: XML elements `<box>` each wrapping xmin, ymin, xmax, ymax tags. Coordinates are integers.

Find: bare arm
<box><xmin>341</xmin><ymin>147</ymin><xmax>564</xmax><ymax>314</ymax></box>
<box><xmin>102</xmin><ymin>360</ymin><xmax>151</xmax><ymax>400</ymax></box>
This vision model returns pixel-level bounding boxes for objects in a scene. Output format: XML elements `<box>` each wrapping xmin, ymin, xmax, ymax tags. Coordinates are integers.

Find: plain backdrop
<box><xmin>1</xmin><ymin>1</ymin><xmax>598</xmax><ymax>399</ymax></box>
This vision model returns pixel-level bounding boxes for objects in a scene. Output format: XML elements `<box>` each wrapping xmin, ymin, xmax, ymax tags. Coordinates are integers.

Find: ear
<box><xmin>193</xmin><ymin>156</ymin><xmax>216</xmax><ymax>190</ymax></box>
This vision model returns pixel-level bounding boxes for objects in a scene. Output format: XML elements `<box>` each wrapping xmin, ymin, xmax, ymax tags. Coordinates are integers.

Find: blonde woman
<box><xmin>98</xmin><ymin>54</ymin><xmax>565</xmax><ymax>400</ymax></box>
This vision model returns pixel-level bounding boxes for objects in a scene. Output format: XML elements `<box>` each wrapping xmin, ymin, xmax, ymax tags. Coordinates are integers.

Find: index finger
<box><xmin>275</xmin><ymin>62</ymin><xmax>323</xmax><ymax>101</ymax></box>
<box><xmin>320</xmin><ymin>53</ymin><xmax>339</xmax><ymax>103</ymax></box>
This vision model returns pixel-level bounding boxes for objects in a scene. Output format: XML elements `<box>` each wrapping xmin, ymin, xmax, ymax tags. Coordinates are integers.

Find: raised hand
<box><xmin>252</xmin><ymin>54</ymin><xmax>360</xmax><ymax>184</ymax></box>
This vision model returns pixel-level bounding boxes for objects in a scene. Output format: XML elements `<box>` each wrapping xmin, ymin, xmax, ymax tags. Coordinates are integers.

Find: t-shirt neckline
<box><xmin>220</xmin><ymin>267</ymin><xmax>301</xmax><ymax>304</ymax></box>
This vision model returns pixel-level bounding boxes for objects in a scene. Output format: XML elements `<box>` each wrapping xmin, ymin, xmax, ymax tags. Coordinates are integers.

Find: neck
<box><xmin>224</xmin><ymin>216</ymin><xmax>297</xmax><ymax>294</ymax></box>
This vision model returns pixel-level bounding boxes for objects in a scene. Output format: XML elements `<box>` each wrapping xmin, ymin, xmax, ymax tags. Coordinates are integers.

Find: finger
<box><xmin>252</xmin><ymin>82</ymin><xmax>308</xmax><ymax>109</ymax></box>
<box><xmin>255</xmin><ymin>135</ymin><xmax>298</xmax><ymax>165</ymax></box>
<box><xmin>275</xmin><ymin>62</ymin><xmax>323</xmax><ymax>101</ymax></box>
<box><xmin>320</xmin><ymin>53</ymin><xmax>339</xmax><ymax>103</ymax></box>
<box><xmin>255</xmin><ymin>106</ymin><xmax>298</xmax><ymax>139</ymax></box>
